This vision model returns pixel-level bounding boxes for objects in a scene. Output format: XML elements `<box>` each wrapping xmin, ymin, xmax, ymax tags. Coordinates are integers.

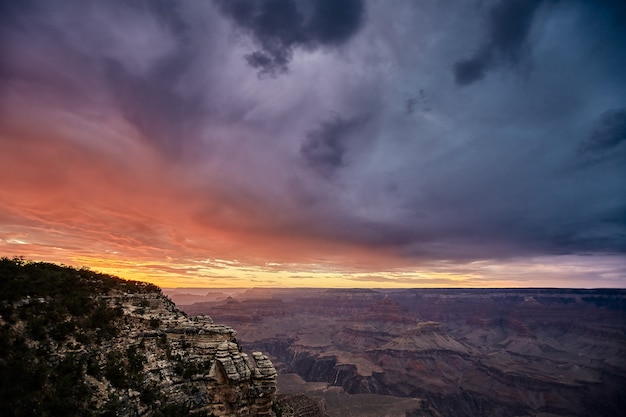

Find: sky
<box><xmin>1</xmin><ymin>0</ymin><xmax>625</xmax><ymax>288</ymax></box>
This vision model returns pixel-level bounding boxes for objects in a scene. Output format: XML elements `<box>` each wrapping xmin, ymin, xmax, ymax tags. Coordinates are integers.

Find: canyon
<box><xmin>168</xmin><ymin>288</ymin><xmax>626</xmax><ymax>417</ymax></box>
<box><xmin>3</xmin><ymin>258</ymin><xmax>624</xmax><ymax>417</ymax></box>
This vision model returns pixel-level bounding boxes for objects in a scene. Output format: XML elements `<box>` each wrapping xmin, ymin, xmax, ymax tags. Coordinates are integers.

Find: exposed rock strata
<box><xmin>174</xmin><ymin>288</ymin><xmax>626</xmax><ymax>417</ymax></box>
<box><xmin>275</xmin><ymin>394</ymin><xmax>329</xmax><ymax>417</ymax></box>
<box><xmin>96</xmin><ymin>293</ymin><xmax>278</xmax><ymax>416</ymax></box>
<box><xmin>0</xmin><ymin>260</ymin><xmax>277</xmax><ymax>417</ymax></box>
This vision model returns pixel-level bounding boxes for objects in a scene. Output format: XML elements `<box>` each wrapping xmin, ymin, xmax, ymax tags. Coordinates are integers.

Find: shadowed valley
<box><xmin>168</xmin><ymin>288</ymin><xmax>626</xmax><ymax>417</ymax></box>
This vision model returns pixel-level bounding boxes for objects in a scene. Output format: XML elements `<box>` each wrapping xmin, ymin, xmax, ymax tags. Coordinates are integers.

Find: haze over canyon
<box><xmin>168</xmin><ymin>287</ymin><xmax>626</xmax><ymax>417</ymax></box>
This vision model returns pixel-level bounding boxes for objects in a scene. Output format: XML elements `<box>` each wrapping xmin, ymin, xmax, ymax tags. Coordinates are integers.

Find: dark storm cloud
<box><xmin>405</xmin><ymin>89</ymin><xmax>432</xmax><ymax>115</ymax></box>
<box><xmin>453</xmin><ymin>0</ymin><xmax>546</xmax><ymax>86</ymax></box>
<box><xmin>453</xmin><ymin>50</ymin><xmax>491</xmax><ymax>87</ymax></box>
<box><xmin>547</xmin><ymin>214</ymin><xmax>626</xmax><ymax>253</ymax></box>
<box><xmin>214</xmin><ymin>0</ymin><xmax>365</xmax><ymax>75</ymax></box>
<box><xmin>579</xmin><ymin>108</ymin><xmax>626</xmax><ymax>154</ymax></box>
<box><xmin>300</xmin><ymin>115</ymin><xmax>367</xmax><ymax>176</ymax></box>
<box><xmin>2</xmin><ymin>0</ymin><xmax>626</xmax><ymax>282</ymax></box>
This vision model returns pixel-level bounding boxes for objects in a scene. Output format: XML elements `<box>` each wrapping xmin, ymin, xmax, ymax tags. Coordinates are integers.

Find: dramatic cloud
<box><xmin>580</xmin><ymin>108</ymin><xmax>626</xmax><ymax>154</ymax></box>
<box><xmin>0</xmin><ymin>0</ymin><xmax>625</xmax><ymax>287</ymax></box>
<box><xmin>453</xmin><ymin>0</ymin><xmax>546</xmax><ymax>86</ymax></box>
<box><xmin>301</xmin><ymin>115</ymin><xmax>368</xmax><ymax>176</ymax></box>
<box><xmin>215</xmin><ymin>0</ymin><xmax>365</xmax><ymax>75</ymax></box>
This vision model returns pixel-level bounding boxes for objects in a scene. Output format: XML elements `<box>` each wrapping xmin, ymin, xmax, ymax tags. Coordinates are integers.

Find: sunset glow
<box><xmin>1</xmin><ymin>0</ymin><xmax>625</xmax><ymax>288</ymax></box>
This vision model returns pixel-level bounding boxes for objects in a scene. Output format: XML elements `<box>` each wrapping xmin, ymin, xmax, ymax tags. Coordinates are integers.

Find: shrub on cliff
<box><xmin>0</xmin><ymin>257</ymin><xmax>160</xmax><ymax>417</ymax></box>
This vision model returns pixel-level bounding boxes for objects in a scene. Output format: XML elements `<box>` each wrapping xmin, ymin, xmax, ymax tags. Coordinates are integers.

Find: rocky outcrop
<box><xmin>94</xmin><ymin>291</ymin><xmax>278</xmax><ymax>416</ymax></box>
<box><xmin>0</xmin><ymin>259</ymin><xmax>277</xmax><ymax>417</ymax></box>
<box><xmin>275</xmin><ymin>394</ymin><xmax>329</xmax><ymax>417</ymax></box>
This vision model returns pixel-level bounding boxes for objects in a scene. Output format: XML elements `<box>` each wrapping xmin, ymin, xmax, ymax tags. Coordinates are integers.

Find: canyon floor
<box><xmin>166</xmin><ymin>288</ymin><xmax>626</xmax><ymax>417</ymax></box>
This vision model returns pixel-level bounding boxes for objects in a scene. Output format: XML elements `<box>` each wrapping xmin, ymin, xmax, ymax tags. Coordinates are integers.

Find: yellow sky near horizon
<box><xmin>3</xmin><ymin>248</ymin><xmax>623</xmax><ymax>289</ymax></box>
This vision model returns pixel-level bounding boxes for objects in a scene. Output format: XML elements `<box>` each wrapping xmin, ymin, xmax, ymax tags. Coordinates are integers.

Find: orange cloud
<box><xmin>2</xmin><ymin>103</ymin><xmax>625</xmax><ymax>289</ymax></box>
<box><xmin>0</xmin><ymin>106</ymin><xmax>419</xmax><ymax>287</ymax></box>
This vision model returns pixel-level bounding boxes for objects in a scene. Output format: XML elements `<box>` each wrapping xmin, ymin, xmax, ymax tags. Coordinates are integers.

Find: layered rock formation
<box><xmin>0</xmin><ymin>259</ymin><xmax>277</xmax><ymax>417</ymax></box>
<box><xmin>172</xmin><ymin>287</ymin><xmax>626</xmax><ymax>417</ymax></box>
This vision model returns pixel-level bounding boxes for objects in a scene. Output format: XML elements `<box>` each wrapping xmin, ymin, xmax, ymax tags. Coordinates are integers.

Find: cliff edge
<box><xmin>0</xmin><ymin>258</ymin><xmax>277</xmax><ymax>417</ymax></box>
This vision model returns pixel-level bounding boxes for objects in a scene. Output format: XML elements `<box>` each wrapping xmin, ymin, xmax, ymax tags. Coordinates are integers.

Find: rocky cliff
<box><xmin>0</xmin><ymin>258</ymin><xmax>277</xmax><ymax>417</ymax></box>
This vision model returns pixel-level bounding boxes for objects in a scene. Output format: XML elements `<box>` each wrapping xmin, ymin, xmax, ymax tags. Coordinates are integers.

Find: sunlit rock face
<box><xmin>95</xmin><ymin>294</ymin><xmax>277</xmax><ymax>416</ymax></box>
<box><xmin>0</xmin><ymin>260</ymin><xmax>277</xmax><ymax>417</ymax></box>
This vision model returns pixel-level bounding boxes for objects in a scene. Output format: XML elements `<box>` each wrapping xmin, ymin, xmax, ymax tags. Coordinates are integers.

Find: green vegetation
<box><xmin>0</xmin><ymin>257</ymin><xmax>164</xmax><ymax>417</ymax></box>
